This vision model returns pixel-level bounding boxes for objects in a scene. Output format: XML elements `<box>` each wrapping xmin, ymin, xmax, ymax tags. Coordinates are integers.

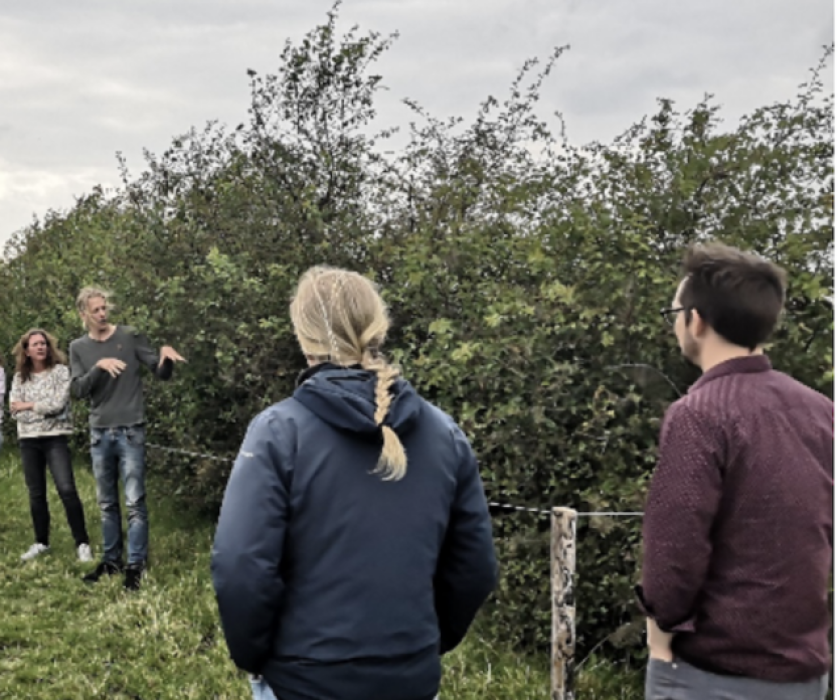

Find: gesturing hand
<box><xmin>96</xmin><ymin>358</ymin><xmax>127</xmax><ymax>378</ymax></box>
<box><xmin>159</xmin><ymin>345</ymin><xmax>186</xmax><ymax>367</ymax></box>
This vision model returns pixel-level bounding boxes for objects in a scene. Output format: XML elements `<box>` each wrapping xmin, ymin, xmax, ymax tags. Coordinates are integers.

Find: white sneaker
<box><xmin>77</xmin><ymin>543</ymin><xmax>93</xmax><ymax>562</ymax></box>
<box><xmin>21</xmin><ymin>543</ymin><xmax>49</xmax><ymax>561</ymax></box>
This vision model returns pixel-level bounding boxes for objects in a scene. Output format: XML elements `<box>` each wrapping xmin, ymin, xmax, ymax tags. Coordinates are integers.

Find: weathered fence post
<box><xmin>550</xmin><ymin>507</ymin><xmax>577</xmax><ymax>700</ymax></box>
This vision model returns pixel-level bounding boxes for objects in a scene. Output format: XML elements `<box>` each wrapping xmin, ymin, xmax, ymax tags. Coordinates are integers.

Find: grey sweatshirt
<box><xmin>69</xmin><ymin>325</ymin><xmax>173</xmax><ymax>428</ymax></box>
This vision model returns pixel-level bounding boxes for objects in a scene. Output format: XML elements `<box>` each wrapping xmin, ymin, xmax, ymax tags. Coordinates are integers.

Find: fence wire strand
<box><xmin>147</xmin><ymin>442</ymin><xmax>643</xmax><ymax>518</ymax></box>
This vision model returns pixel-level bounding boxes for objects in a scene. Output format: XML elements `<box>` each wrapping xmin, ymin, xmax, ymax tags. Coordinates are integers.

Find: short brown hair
<box><xmin>679</xmin><ymin>243</ymin><xmax>787</xmax><ymax>351</ymax></box>
<box><xmin>13</xmin><ymin>329</ymin><xmax>67</xmax><ymax>383</ymax></box>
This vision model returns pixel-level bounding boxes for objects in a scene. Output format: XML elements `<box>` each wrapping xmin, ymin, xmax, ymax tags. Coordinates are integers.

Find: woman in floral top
<box><xmin>10</xmin><ymin>329</ymin><xmax>92</xmax><ymax>562</ymax></box>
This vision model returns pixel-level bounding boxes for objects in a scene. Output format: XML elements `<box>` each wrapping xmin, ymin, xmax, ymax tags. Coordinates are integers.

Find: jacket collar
<box><xmin>295</xmin><ymin>362</ymin><xmax>364</xmax><ymax>387</ymax></box>
<box><xmin>689</xmin><ymin>354</ymin><xmax>772</xmax><ymax>394</ymax></box>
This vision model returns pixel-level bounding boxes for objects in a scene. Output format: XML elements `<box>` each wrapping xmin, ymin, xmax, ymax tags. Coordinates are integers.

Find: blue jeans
<box><xmin>249</xmin><ymin>677</ymin><xmax>278</xmax><ymax>700</ymax></box>
<box><xmin>91</xmin><ymin>425</ymin><xmax>148</xmax><ymax>566</ymax></box>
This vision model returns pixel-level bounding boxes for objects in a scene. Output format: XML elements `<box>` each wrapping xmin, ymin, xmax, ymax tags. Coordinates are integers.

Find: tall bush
<box><xmin>0</xmin><ymin>7</ymin><xmax>831</xmax><ymax>658</ymax></box>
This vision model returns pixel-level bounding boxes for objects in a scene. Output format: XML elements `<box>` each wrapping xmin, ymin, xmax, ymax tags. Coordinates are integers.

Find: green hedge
<box><xmin>0</xmin><ymin>9</ymin><xmax>832</xmax><ymax>659</ymax></box>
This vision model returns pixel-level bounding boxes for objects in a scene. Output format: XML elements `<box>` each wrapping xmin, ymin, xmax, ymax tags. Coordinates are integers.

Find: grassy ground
<box><xmin>0</xmin><ymin>448</ymin><xmax>643</xmax><ymax>699</ymax></box>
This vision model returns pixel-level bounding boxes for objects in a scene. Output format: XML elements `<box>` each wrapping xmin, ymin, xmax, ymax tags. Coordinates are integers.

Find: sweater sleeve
<box><xmin>133</xmin><ymin>330</ymin><xmax>174</xmax><ymax>381</ymax></box>
<box><xmin>639</xmin><ymin>401</ymin><xmax>724</xmax><ymax>633</ymax></box>
<box><xmin>70</xmin><ymin>342</ymin><xmax>106</xmax><ymax>399</ymax></box>
<box><xmin>9</xmin><ymin>372</ymin><xmax>38</xmax><ymax>424</ymax></box>
<box><xmin>32</xmin><ymin>365</ymin><xmax>71</xmax><ymax>416</ymax></box>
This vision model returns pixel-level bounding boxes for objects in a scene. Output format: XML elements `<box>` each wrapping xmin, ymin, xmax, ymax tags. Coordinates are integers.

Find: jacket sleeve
<box><xmin>133</xmin><ymin>329</ymin><xmax>174</xmax><ymax>381</ymax></box>
<box><xmin>32</xmin><ymin>365</ymin><xmax>71</xmax><ymax>416</ymax></box>
<box><xmin>434</xmin><ymin>427</ymin><xmax>499</xmax><ymax>654</ymax></box>
<box><xmin>211</xmin><ymin>410</ymin><xmax>292</xmax><ymax>674</ymax></box>
<box><xmin>70</xmin><ymin>342</ymin><xmax>106</xmax><ymax>399</ymax></box>
<box><xmin>638</xmin><ymin>401</ymin><xmax>723</xmax><ymax>633</ymax></box>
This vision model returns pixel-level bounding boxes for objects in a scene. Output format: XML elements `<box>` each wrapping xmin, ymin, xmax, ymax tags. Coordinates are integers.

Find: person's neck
<box><xmin>31</xmin><ymin>361</ymin><xmax>48</xmax><ymax>374</ymax></box>
<box><xmin>88</xmin><ymin>323</ymin><xmax>116</xmax><ymax>342</ymax></box>
<box><xmin>698</xmin><ymin>342</ymin><xmax>762</xmax><ymax>374</ymax></box>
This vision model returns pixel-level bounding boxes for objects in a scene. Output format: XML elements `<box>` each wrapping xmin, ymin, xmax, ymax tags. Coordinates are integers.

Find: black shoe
<box><xmin>123</xmin><ymin>564</ymin><xmax>144</xmax><ymax>591</ymax></box>
<box><xmin>83</xmin><ymin>561</ymin><xmax>123</xmax><ymax>584</ymax></box>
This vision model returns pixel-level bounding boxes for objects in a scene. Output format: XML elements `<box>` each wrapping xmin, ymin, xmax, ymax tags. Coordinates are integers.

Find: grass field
<box><xmin>0</xmin><ymin>448</ymin><xmax>643</xmax><ymax>699</ymax></box>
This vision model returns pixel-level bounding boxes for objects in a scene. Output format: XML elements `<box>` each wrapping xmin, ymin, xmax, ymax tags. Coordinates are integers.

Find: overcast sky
<box><xmin>0</xmin><ymin>0</ymin><xmax>833</xmax><ymax>248</ymax></box>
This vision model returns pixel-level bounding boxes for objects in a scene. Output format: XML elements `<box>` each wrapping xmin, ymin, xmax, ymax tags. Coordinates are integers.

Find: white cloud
<box><xmin>0</xmin><ymin>157</ymin><xmax>116</xmax><ymax>235</ymax></box>
<box><xmin>0</xmin><ymin>0</ymin><xmax>833</xmax><ymax>245</ymax></box>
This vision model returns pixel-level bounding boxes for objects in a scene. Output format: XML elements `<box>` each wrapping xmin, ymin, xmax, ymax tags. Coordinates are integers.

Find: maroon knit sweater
<box><xmin>638</xmin><ymin>355</ymin><xmax>833</xmax><ymax>683</ymax></box>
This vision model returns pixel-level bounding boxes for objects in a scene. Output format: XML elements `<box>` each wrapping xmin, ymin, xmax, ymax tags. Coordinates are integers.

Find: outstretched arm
<box><xmin>134</xmin><ymin>331</ymin><xmax>185</xmax><ymax>380</ymax></box>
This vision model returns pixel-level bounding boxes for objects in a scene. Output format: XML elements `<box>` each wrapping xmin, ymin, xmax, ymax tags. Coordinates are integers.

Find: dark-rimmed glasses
<box><xmin>659</xmin><ymin>306</ymin><xmax>686</xmax><ymax>327</ymax></box>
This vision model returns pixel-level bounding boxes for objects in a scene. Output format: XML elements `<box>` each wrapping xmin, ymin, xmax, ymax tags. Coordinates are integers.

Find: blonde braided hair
<box><xmin>290</xmin><ymin>266</ymin><xmax>408</xmax><ymax>480</ymax></box>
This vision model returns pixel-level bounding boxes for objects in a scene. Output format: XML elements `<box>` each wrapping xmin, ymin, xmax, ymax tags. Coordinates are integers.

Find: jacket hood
<box><xmin>293</xmin><ymin>363</ymin><xmax>422</xmax><ymax>437</ymax></box>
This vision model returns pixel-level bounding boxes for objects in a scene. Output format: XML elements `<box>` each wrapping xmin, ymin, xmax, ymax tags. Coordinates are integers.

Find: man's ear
<box><xmin>687</xmin><ymin>308</ymin><xmax>708</xmax><ymax>337</ymax></box>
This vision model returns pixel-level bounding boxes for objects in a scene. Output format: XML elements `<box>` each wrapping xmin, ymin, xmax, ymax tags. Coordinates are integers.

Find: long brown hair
<box><xmin>13</xmin><ymin>329</ymin><xmax>67</xmax><ymax>383</ymax></box>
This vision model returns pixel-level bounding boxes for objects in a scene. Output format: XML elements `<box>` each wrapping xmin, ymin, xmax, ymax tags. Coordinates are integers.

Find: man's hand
<box><xmin>646</xmin><ymin>617</ymin><xmax>674</xmax><ymax>662</ymax></box>
<box><xmin>96</xmin><ymin>358</ymin><xmax>127</xmax><ymax>377</ymax></box>
<box><xmin>10</xmin><ymin>401</ymin><xmax>33</xmax><ymax>414</ymax></box>
<box><xmin>159</xmin><ymin>345</ymin><xmax>186</xmax><ymax>367</ymax></box>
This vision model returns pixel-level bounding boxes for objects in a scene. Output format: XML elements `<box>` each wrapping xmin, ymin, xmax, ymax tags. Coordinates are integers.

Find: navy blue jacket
<box><xmin>211</xmin><ymin>364</ymin><xmax>498</xmax><ymax>696</ymax></box>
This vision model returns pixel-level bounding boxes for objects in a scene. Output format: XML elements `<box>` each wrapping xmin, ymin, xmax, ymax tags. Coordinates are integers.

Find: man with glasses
<box><xmin>637</xmin><ymin>243</ymin><xmax>832</xmax><ymax>699</ymax></box>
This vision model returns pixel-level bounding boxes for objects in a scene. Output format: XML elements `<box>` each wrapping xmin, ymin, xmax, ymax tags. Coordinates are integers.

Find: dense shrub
<box><xmin>0</xmin><ymin>7</ymin><xmax>832</xmax><ymax>659</ymax></box>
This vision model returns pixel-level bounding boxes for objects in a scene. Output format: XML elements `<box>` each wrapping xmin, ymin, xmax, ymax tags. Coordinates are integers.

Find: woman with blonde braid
<box><xmin>212</xmin><ymin>266</ymin><xmax>498</xmax><ymax>700</ymax></box>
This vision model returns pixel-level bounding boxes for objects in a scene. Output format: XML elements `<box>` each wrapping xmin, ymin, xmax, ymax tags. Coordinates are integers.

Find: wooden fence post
<box><xmin>550</xmin><ymin>507</ymin><xmax>577</xmax><ymax>700</ymax></box>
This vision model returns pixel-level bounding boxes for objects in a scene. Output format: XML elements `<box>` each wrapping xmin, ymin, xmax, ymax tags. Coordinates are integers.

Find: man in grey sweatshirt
<box><xmin>69</xmin><ymin>287</ymin><xmax>185</xmax><ymax>590</ymax></box>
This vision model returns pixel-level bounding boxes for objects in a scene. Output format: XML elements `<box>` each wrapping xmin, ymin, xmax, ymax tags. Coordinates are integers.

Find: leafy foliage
<box><xmin>0</xmin><ymin>5</ymin><xmax>832</xmax><ymax>661</ymax></box>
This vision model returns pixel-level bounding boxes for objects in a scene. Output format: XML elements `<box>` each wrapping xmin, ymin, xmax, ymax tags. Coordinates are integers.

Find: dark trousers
<box><xmin>20</xmin><ymin>435</ymin><xmax>90</xmax><ymax>547</ymax></box>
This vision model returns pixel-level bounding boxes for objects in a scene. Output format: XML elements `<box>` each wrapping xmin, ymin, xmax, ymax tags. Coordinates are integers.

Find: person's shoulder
<box><xmin>423</xmin><ymin>399</ymin><xmax>458</xmax><ymax>431</ymax></box>
<box><xmin>415</xmin><ymin>396</ymin><xmax>473</xmax><ymax>452</ymax></box>
<box><xmin>661</xmin><ymin>394</ymin><xmax>715</xmax><ymax>433</ymax></box>
<box><xmin>52</xmin><ymin>364</ymin><xmax>71</xmax><ymax>377</ymax></box>
<box><xmin>118</xmin><ymin>325</ymin><xmax>142</xmax><ymax>338</ymax></box>
<box><xmin>69</xmin><ymin>334</ymin><xmax>91</xmax><ymax>349</ymax></box>
<box><xmin>240</xmin><ymin>399</ymin><xmax>304</xmax><ymax>458</ymax></box>
<box><xmin>770</xmin><ymin>370</ymin><xmax>832</xmax><ymax>404</ymax></box>
<box><xmin>251</xmin><ymin>397</ymin><xmax>306</xmax><ymax>430</ymax></box>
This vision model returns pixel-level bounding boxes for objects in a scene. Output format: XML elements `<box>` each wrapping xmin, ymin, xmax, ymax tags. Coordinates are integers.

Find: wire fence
<box><xmin>144</xmin><ymin>361</ymin><xmax>681</xmax><ymax>519</ymax></box>
<box><xmin>146</xmin><ymin>441</ymin><xmax>644</xmax><ymax>519</ymax></box>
